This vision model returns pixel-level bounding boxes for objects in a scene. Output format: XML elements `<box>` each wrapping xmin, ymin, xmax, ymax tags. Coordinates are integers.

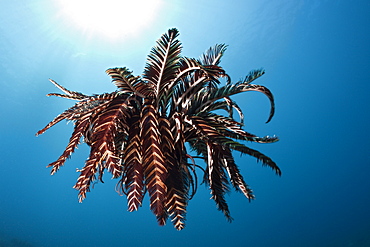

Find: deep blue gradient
<box><xmin>1</xmin><ymin>1</ymin><xmax>369</xmax><ymax>246</ymax></box>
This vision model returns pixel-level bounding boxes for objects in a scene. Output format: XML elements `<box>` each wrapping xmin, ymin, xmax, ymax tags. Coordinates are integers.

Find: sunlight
<box><xmin>55</xmin><ymin>0</ymin><xmax>162</xmax><ymax>41</ymax></box>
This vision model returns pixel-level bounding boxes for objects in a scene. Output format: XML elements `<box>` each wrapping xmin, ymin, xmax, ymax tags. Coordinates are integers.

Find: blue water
<box><xmin>0</xmin><ymin>1</ymin><xmax>369</xmax><ymax>246</ymax></box>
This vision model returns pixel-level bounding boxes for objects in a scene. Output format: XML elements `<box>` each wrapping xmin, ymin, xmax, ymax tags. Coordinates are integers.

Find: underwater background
<box><xmin>0</xmin><ymin>0</ymin><xmax>369</xmax><ymax>246</ymax></box>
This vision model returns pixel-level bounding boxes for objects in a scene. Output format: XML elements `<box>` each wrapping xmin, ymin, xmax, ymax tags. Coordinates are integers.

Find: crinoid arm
<box><xmin>47</xmin><ymin>79</ymin><xmax>88</xmax><ymax>100</ymax></box>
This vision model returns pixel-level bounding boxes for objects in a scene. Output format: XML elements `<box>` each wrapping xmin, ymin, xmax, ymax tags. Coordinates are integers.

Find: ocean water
<box><xmin>0</xmin><ymin>1</ymin><xmax>369</xmax><ymax>246</ymax></box>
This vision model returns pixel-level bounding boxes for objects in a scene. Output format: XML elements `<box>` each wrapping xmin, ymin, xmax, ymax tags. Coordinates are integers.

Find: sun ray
<box><xmin>55</xmin><ymin>0</ymin><xmax>163</xmax><ymax>41</ymax></box>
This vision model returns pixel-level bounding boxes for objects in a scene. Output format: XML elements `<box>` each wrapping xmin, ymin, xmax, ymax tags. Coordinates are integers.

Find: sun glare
<box><xmin>55</xmin><ymin>0</ymin><xmax>162</xmax><ymax>41</ymax></box>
